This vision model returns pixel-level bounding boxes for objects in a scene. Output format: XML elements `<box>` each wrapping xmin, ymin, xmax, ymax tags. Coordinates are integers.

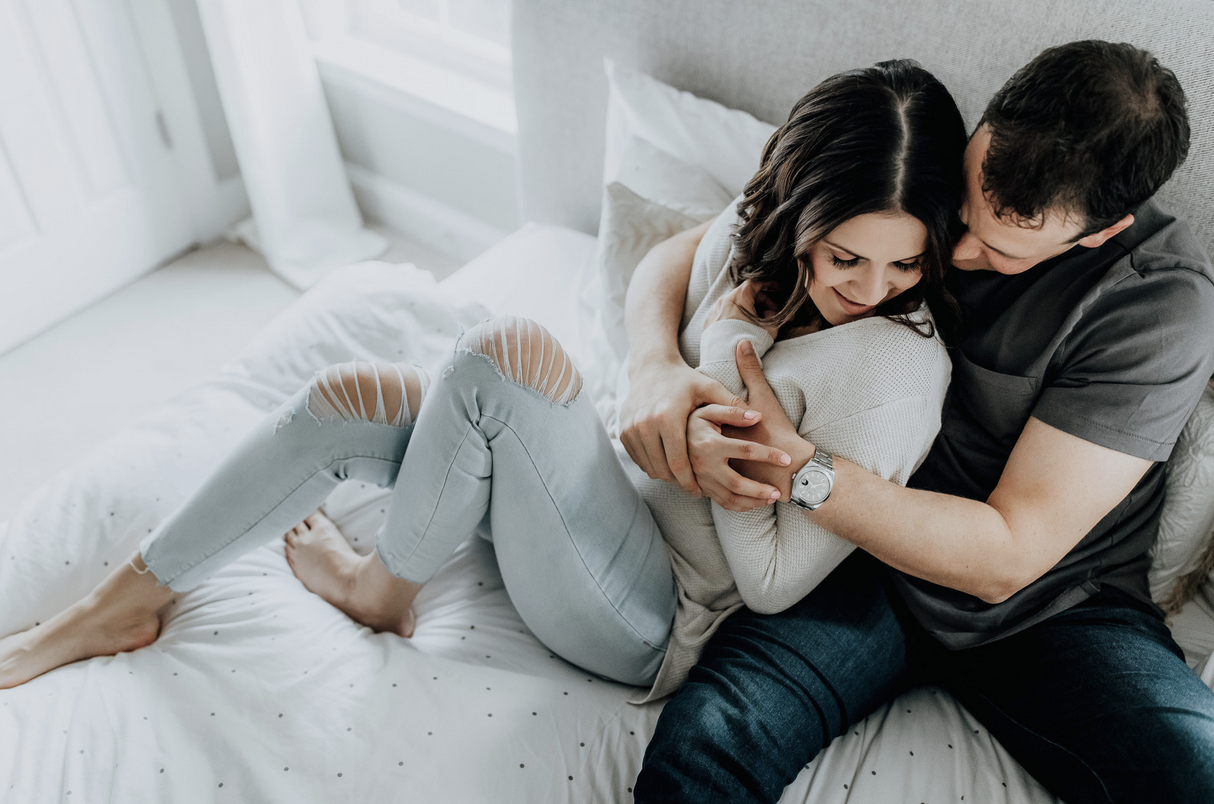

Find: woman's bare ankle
<box><xmin>347</xmin><ymin>552</ymin><xmax>420</xmax><ymax>637</ymax></box>
<box><xmin>285</xmin><ymin>511</ymin><xmax>419</xmax><ymax>637</ymax></box>
<box><xmin>0</xmin><ymin>554</ymin><xmax>173</xmax><ymax>689</ymax></box>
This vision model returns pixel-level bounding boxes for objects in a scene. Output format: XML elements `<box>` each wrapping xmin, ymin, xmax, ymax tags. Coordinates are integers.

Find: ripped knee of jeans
<box><xmin>456</xmin><ymin>315</ymin><xmax>582</xmax><ymax>405</ymax></box>
<box><xmin>305</xmin><ymin>361</ymin><xmax>431</xmax><ymax>425</ymax></box>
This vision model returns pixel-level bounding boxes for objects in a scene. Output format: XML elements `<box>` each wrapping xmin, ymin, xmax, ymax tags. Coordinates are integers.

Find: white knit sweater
<box><xmin>618</xmin><ymin>206</ymin><xmax>952</xmax><ymax>701</ymax></box>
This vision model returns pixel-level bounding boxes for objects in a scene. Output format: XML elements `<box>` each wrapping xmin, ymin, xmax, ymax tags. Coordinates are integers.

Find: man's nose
<box><xmin>952</xmin><ymin>231</ymin><xmax>982</xmax><ymax>262</ymax></box>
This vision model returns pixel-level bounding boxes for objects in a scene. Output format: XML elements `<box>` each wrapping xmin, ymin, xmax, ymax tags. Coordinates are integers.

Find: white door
<box><xmin>0</xmin><ymin>0</ymin><xmax>196</xmax><ymax>354</ymax></box>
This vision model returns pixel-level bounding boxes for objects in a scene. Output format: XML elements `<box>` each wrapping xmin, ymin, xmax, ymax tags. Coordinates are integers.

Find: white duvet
<box><xmin>4</xmin><ymin>224</ymin><xmax>1202</xmax><ymax>803</ymax></box>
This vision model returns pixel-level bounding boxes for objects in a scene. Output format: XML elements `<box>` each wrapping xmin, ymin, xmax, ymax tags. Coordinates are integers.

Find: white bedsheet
<box><xmin>4</xmin><ymin>224</ymin><xmax>1203</xmax><ymax>803</ymax></box>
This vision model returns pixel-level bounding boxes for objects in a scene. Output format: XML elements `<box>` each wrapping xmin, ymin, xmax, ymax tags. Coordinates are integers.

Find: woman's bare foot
<box><xmin>0</xmin><ymin>555</ymin><xmax>175</xmax><ymax>689</ymax></box>
<box><xmin>284</xmin><ymin>511</ymin><xmax>419</xmax><ymax>637</ymax></box>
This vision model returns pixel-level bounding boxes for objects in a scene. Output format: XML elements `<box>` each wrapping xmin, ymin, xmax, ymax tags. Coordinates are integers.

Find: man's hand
<box><xmin>619</xmin><ymin>356</ymin><xmax>743</xmax><ymax>496</ymax></box>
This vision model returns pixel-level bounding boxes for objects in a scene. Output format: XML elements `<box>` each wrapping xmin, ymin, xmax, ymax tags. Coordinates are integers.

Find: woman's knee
<box><xmin>457</xmin><ymin>316</ymin><xmax>581</xmax><ymax>404</ymax></box>
<box><xmin>306</xmin><ymin>361</ymin><xmax>429</xmax><ymax>426</ymax></box>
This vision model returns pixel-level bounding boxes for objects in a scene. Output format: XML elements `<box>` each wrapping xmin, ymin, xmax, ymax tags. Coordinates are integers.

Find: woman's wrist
<box><xmin>777</xmin><ymin>437</ymin><xmax>818</xmax><ymax>499</ymax></box>
<box><xmin>787</xmin><ymin>438</ymin><xmax>817</xmax><ymax>473</ymax></box>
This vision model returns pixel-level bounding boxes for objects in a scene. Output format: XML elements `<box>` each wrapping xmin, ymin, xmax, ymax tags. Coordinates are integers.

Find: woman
<box><xmin>0</xmin><ymin>59</ymin><xmax>965</xmax><ymax>698</ymax></box>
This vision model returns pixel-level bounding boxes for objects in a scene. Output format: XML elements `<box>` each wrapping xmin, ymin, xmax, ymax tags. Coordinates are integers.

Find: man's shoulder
<box><xmin>1110</xmin><ymin>199</ymin><xmax>1214</xmax><ymax>285</ymax></box>
<box><xmin>1052</xmin><ymin>200</ymin><xmax>1214</xmax><ymax>330</ymax></box>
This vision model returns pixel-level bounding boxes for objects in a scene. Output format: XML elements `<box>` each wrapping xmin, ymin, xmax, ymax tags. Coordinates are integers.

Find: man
<box><xmin>624</xmin><ymin>41</ymin><xmax>1214</xmax><ymax>803</ymax></box>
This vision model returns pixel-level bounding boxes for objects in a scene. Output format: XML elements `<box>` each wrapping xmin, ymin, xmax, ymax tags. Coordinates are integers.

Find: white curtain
<box><xmin>196</xmin><ymin>0</ymin><xmax>386</xmax><ymax>289</ymax></box>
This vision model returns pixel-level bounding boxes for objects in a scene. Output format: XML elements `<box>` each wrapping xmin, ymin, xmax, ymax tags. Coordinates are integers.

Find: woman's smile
<box><xmin>832</xmin><ymin>288</ymin><xmax>876</xmax><ymax>315</ymax></box>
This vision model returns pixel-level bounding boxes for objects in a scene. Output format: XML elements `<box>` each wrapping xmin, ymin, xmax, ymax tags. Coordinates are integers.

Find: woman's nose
<box><xmin>851</xmin><ymin>267</ymin><xmax>887</xmax><ymax>306</ymax></box>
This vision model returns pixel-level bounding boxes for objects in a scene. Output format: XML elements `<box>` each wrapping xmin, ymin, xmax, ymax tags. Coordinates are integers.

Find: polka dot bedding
<box><xmin>0</xmin><ymin>249</ymin><xmax>1184</xmax><ymax>803</ymax></box>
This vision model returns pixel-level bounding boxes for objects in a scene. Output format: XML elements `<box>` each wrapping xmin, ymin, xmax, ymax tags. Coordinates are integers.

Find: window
<box><xmin>363</xmin><ymin>0</ymin><xmax>510</xmax><ymax>52</ymax></box>
<box><xmin>303</xmin><ymin>0</ymin><xmax>511</xmax><ymax>85</ymax></box>
<box><xmin>300</xmin><ymin>0</ymin><xmax>515</xmax><ymax>135</ymax></box>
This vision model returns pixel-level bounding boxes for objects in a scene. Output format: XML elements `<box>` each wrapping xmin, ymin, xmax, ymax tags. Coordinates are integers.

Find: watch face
<box><xmin>797</xmin><ymin>469</ymin><xmax>831</xmax><ymax>504</ymax></box>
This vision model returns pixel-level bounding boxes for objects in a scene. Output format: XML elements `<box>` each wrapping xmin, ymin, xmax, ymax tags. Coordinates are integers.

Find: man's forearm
<box><xmin>807</xmin><ymin>420</ymin><xmax>1150</xmax><ymax>605</ymax></box>
<box><xmin>726</xmin><ymin>328</ymin><xmax>1155</xmax><ymax>604</ymax></box>
<box><xmin>810</xmin><ymin>458</ymin><xmax>1020</xmax><ymax>603</ymax></box>
<box><xmin>620</xmin><ymin>220</ymin><xmax>743</xmax><ymax>493</ymax></box>
<box><xmin>624</xmin><ymin>221</ymin><xmax>709</xmax><ymax>372</ymax></box>
<box><xmin>749</xmin><ymin>407</ymin><xmax>1022</xmax><ymax>602</ymax></box>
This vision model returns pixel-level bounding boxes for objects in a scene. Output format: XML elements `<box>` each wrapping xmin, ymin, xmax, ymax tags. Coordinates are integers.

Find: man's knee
<box><xmin>306</xmin><ymin>361</ymin><xmax>428</xmax><ymax>426</ymax></box>
<box><xmin>457</xmin><ymin>315</ymin><xmax>581</xmax><ymax>404</ymax></box>
<box><xmin>637</xmin><ymin>675</ymin><xmax>804</xmax><ymax>803</ymax></box>
<box><xmin>1117</xmin><ymin>705</ymin><xmax>1214</xmax><ymax>803</ymax></box>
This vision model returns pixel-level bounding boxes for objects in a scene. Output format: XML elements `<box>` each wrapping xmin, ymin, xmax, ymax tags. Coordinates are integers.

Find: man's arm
<box><xmin>820</xmin><ymin>418</ymin><xmax>1149</xmax><ymax>602</ymax></box>
<box><xmin>728</xmin><ymin>340</ymin><xmax>1151</xmax><ymax>603</ymax></box>
<box><xmin>619</xmin><ymin>221</ymin><xmax>787</xmax><ymax>500</ymax></box>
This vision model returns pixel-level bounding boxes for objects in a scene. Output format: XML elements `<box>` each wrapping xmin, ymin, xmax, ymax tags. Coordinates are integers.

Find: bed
<box><xmin>4</xmin><ymin>0</ymin><xmax>1214</xmax><ymax>802</ymax></box>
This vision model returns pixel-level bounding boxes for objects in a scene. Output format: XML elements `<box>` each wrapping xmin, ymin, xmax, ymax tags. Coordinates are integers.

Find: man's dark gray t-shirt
<box><xmin>896</xmin><ymin>200</ymin><xmax>1214</xmax><ymax>649</ymax></box>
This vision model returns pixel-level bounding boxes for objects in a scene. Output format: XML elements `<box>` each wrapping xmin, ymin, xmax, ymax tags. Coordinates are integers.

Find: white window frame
<box><xmin>298</xmin><ymin>0</ymin><xmax>516</xmax><ymax>143</ymax></box>
<box><xmin>356</xmin><ymin>0</ymin><xmax>511</xmax><ymax>75</ymax></box>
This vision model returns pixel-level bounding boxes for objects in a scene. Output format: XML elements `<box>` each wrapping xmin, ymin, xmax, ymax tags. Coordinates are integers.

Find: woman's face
<box><xmin>803</xmin><ymin>211</ymin><xmax>927</xmax><ymax>326</ymax></box>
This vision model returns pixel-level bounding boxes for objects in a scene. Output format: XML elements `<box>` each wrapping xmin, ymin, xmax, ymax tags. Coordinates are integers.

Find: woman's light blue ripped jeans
<box><xmin>139</xmin><ymin>316</ymin><xmax>675</xmax><ymax>686</ymax></box>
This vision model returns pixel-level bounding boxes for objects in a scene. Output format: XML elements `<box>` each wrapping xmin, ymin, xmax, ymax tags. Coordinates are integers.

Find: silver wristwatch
<box><xmin>789</xmin><ymin>448</ymin><xmax>834</xmax><ymax>510</ymax></box>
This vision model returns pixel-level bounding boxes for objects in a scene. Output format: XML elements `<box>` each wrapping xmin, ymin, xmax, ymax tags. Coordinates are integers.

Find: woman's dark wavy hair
<box><xmin>729</xmin><ymin>59</ymin><xmax>966</xmax><ymax>341</ymax></box>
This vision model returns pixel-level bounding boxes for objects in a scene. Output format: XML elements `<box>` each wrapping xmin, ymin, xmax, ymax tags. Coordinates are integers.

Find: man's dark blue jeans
<box><xmin>634</xmin><ymin>550</ymin><xmax>1214</xmax><ymax>803</ymax></box>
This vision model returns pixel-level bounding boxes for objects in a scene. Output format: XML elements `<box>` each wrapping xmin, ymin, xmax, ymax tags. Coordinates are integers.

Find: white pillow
<box><xmin>1150</xmin><ymin>381</ymin><xmax>1214</xmax><ymax>611</ymax></box>
<box><xmin>582</xmin><ymin>60</ymin><xmax>778</xmax><ymax>427</ymax></box>
<box><xmin>602</xmin><ymin>59</ymin><xmax>778</xmax><ymax>198</ymax></box>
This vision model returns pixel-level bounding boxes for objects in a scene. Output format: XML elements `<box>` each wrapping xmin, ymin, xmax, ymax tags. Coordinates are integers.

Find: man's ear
<box><xmin>1076</xmin><ymin>214</ymin><xmax>1134</xmax><ymax>249</ymax></box>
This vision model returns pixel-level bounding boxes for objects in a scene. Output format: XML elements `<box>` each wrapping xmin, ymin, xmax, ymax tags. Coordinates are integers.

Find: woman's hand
<box><xmin>687</xmin><ymin>404</ymin><xmax>792</xmax><ymax>510</ymax></box>
<box><xmin>734</xmin><ymin>340</ymin><xmax>818</xmax><ymax>498</ymax></box>
<box><xmin>702</xmin><ymin>281</ymin><xmax>780</xmax><ymax>339</ymax></box>
<box><xmin>688</xmin><ymin>341</ymin><xmax>817</xmax><ymax>507</ymax></box>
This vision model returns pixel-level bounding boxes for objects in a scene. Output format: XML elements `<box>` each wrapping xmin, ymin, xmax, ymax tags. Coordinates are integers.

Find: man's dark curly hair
<box><xmin>980</xmin><ymin>40</ymin><xmax>1190</xmax><ymax>238</ymax></box>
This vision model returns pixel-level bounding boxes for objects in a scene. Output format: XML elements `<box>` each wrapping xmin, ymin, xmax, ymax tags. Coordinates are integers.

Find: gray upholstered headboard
<box><xmin>511</xmin><ymin>0</ymin><xmax>1214</xmax><ymax>258</ymax></box>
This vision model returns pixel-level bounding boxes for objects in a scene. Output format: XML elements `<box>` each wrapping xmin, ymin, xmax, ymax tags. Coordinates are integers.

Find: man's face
<box><xmin>952</xmin><ymin>126</ymin><xmax>1087</xmax><ymax>274</ymax></box>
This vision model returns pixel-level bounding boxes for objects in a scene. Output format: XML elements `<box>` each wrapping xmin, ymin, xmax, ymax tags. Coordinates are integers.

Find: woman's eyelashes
<box><xmin>828</xmin><ymin>253</ymin><xmax>921</xmax><ymax>272</ymax></box>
